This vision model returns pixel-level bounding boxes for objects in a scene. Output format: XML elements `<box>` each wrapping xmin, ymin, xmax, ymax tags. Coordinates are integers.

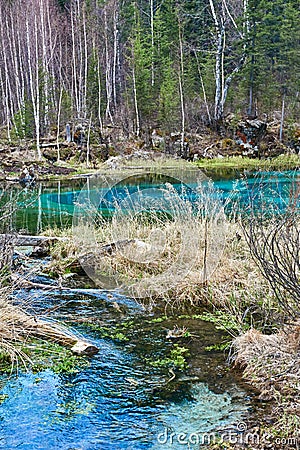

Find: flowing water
<box><xmin>0</xmin><ymin>168</ymin><xmax>298</xmax><ymax>449</ymax></box>
<box><xmin>0</xmin><ymin>287</ymin><xmax>251</xmax><ymax>450</ymax></box>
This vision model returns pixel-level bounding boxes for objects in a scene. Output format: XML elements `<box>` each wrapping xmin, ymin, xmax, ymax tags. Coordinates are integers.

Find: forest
<box><xmin>0</xmin><ymin>0</ymin><xmax>299</xmax><ymax>158</ymax></box>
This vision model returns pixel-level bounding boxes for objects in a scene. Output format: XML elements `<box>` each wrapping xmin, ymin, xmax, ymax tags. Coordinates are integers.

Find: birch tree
<box><xmin>208</xmin><ymin>0</ymin><xmax>247</xmax><ymax>124</ymax></box>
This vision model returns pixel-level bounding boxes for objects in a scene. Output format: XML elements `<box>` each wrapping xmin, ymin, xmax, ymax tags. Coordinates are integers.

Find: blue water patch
<box><xmin>0</xmin><ymin>287</ymin><xmax>251</xmax><ymax>450</ymax></box>
<box><xmin>0</xmin><ymin>364</ymin><xmax>248</xmax><ymax>450</ymax></box>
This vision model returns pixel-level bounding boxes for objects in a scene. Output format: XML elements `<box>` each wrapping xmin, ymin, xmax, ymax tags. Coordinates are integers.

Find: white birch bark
<box><xmin>26</xmin><ymin>16</ymin><xmax>41</xmax><ymax>159</ymax></box>
<box><xmin>132</xmin><ymin>55</ymin><xmax>140</xmax><ymax>137</ymax></box>
<box><xmin>178</xmin><ymin>16</ymin><xmax>185</xmax><ymax>156</ymax></box>
<box><xmin>150</xmin><ymin>0</ymin><xmax>155</xmax><ymax>87</ymax></box>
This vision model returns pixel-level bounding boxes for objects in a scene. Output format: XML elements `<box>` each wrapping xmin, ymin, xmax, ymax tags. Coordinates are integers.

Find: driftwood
<box><xmin>25</xmin><ymin>318</ymin><xmax>99</xmax><ymax>356</ymax></box>
<box><xmin>40</xmin><ymin>142</ymin><xmax>70</xmax><ymax>149</ymax></box>
<box><xmin>2</xmin><ymin>302</ymin><xmax>99</xmax><ymax>356</ymax></box>
<box><xmin>11</xmin><ymin>274</ymin><xmax>67</xmax><ymax>291</ymax></box>
<box><xmin>0</xmin><ymin>234</ymin><xmax>64</xmax><ymax>247</ymax></box>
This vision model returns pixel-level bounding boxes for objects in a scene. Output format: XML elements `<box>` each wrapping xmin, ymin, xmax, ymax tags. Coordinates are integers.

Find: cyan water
<box><xmin>2</xmin><ymin>169</ymin><xmax>298</xmax><ymax>234</ymax></box>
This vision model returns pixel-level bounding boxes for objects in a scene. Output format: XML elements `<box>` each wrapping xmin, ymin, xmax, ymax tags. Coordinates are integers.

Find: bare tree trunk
<box><xmin>71</xmin><ymin>8</ymin><xmax>79</xmax><ymax>117</ymax></box>
<box><xmin>112</xmin><ymin>1</ymin><xmax>119</xmax><ymax>108</ymax></box>
<box><xmin>178</xmin><ymin>15</ymin><xmax>185</xmax><ymax>157</ymax></box>
<box><xmin>209</xmin><ymin>0</ymin><xmax>246</xmax><ymax>124</ymax></box>
<box><xmin>209</xmin><ymin>0</ymin><xmax>224</xmax><ymax>122</ymax></box>
<box><xmin>104</xmin><ymin>8</ymin><xmax>113</xmax><ymax>123</ymax></box>
<box><xmin>9</xmin><ymin>12</ymin><xmax>25</xmax><ymax>138</ymax></box>
<box><xmin>0</xmin><ymin>8</ymin><xmax>12</xmax><ymax>142</ymax></box>
<box><xmin>40</xmin><ymin>0</ymin><xmax>49</xmax><ymax>132</ymax></box>
<box><xmin>194</xmin><ymin>49</ymin><xmax>212</xmax><ymax>124</ymax></box>
<box><xmin>83</xmin><ymin>2</ymin><xmax>88</xmax><ymax>119</ymax></box>
<box><xmin>279</xmin><ymin>90</ymin><xmax>286</xmax><ymax>142</ymax></box>
<box><xmin>57</xmin><ymin>87</ymin><xmax>63</xmax><ymax>161</ymax></box>
<box><xmin>132</xmin><ymin>56</ymin><xmax>140</xmax><ymax>137</ymax></box>
<box><xmin>150</xmin><ymin>0</ymin><xmax>155</xmax><ymax>87</ymax></box>
<box><xmin>15</xmin><ymin>11</ymin><xmax>26</xmax><ymax>139</ymax></box>
<box><xmin>247</xmin><ymin>54</ymin><xmax>255</xmax><ymax>117</ymax></box>
<box><xmin>26</xmin><ymin>16</ymin><xmax>41</xmax><ymax>160</ymax></box>
<box><xmin>97</xmin><ymin>52</ymin><xmax>103</xmax><ymax>133</ymax></box>
<box><xmin>34</xmin><ymin>16</ymin><xmax>41</xmax><ymax>158</ymax></box>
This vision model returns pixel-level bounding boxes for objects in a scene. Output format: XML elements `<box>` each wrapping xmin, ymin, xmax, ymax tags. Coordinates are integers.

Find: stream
<box><xmin>0</xmin><ymin>168</ymin><xmax>299</xmax><ymax>449</ymax></box>
<box><xmin>1</xmin><ymin>287</ymin><xmax>251</xmax><ymax>450</ymax></box>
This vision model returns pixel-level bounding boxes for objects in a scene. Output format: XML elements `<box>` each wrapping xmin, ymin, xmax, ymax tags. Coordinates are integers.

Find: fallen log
<box><xmin>0</xmin><ymin>234</ymin><xmax>65</xmax><ymax>247</ymax></box>
<box><xmin>2</xmin><ymin>302</ymin><xmax>99</xmax><ymax>356</ymax></box>
<box><xmin>11</xmin><ymin>274</ymin><xmax>68</xmax><ymax>291</ymax></box>
<box><xmin>40</xmin><ymin>142</ymin><xmax>70</xmax><ymax>149</ymax></box>
<box><xmin>24</xmin><ymin>318</ymin><xmax>99</xmax><ymax>356</ymax></box>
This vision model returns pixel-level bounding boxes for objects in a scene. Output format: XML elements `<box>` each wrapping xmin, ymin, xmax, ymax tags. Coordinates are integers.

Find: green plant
<box><xmin>148</xmin><ymin>344</ymin><xmax>190</xmax><ymax>371</ymax></box>
<box><xmin>205</xmin><ymin>342</ymin><xmax>231</xmax><ymax>352</ymax></box>
<box><xmin>0</xmin><ymin>394</ymin><xmax>8</xmax><ymax>404</ymax></box>
<box><xmin>21</xmin><ymin>340</ymin><xmax>88</xmax><ymax>374</ymax></box>
<box><xmin>197</xmin><ymin>311</ymin><xmax>246</xmax><ymax>334</ymax></box>
<box><xmin>149</xmin><ymin>316</ymin><xmax>168</xmax><ymax>323</ymax></box>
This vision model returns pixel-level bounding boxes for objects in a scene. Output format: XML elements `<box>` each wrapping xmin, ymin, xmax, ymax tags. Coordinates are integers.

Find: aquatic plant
<box><xmin>148</xmin><ymin>344</ymin><xmax>190</xmax><ymax>371</ymax></box>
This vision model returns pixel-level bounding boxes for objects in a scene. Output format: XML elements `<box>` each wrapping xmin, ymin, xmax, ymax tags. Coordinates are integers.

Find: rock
<box><xmin>104</xmin><ymin>155</ymin><xmax>122</xmax><ymax>169</ymax></box>
<box><xmin>235</xmin><ymin>119</ymin><xmax>267</xmax><ymax>149</ymax></box>
<box><xmin>151</xmin><ymin>129</ymin><xmax>165</xmax><ymax>149</ymax></box>
<box><xmin>19</xmin><ymin>165</ymin><xmax>35</xmax><ymax>186</ymax></box>
<box><xmin>71</xmin><ymin>341</ymin><xmax>99</xmax><ymax>356</ymax></box>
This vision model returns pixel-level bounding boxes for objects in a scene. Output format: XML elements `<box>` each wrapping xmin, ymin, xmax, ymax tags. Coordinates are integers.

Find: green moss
<box><xmin>205</xmin><ymin>342</ymin><xmax>231</xmax><ymax>352</ymax></box>
<box><xmin>0</xmin><ymin>394</ymin><xmax>9</xmax><ymax>404</ymax></box>
<box><xmin>148</xmin><ymin>316</ymin><xmax>168</xmax><ymax>323</ymax></box>
<box><xmin>0</xmin><ymin>340</ymin><xmax>88</xmax><ymax>374</ymax></box>
<box><xmin>26</xmin><ymin>340</ymin><xmax>89</xmax><ymax>374</ymax></box>
<box><xmin>0</xmin><ymin>351</ymin><xmax>12</xmax><ymax>373</ymax></box>
<box><xmin>196</xmin><ymin>311</ymin><xmax>247</xmax><ymax>333</ymax></box>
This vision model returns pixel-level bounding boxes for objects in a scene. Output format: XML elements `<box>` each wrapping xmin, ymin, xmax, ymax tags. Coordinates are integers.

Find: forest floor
<box><xmin>0</xmin><ymin>119</ymin><xmax>299</xmax><ymax>182</ymax></box>
<box><xmin>0</xmin><ymin>134</ymin><xmax>299</xmax><ymax>448</ymax></box>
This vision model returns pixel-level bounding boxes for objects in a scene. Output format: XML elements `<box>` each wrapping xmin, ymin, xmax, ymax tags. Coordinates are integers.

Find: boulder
<box><xmin>235</xmin><ymin>119</ymin><xmax>267</xmax><ymax>149</ymax></box>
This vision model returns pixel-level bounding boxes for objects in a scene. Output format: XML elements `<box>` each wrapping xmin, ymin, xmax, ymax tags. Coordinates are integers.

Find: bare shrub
<box><xmin>242</xmin><ymin>175</ymin><xmax>300</xmax><ymax>318</ymax></box>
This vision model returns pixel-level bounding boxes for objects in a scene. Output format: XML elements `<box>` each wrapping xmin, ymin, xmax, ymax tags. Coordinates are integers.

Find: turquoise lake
<box><xmin>2</xmin><ymin>169</ymin><xmax>299</xmax><ymax>234</ymax></box>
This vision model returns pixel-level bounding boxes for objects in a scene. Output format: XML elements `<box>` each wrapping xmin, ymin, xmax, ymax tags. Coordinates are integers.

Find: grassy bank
<box><xmin>195</xmin><ymin>154</ymin><xmax>300</xmax><ymax>171</ymax></box>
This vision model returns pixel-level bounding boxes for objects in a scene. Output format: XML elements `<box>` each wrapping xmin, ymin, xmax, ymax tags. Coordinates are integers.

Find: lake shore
<box><xmin>0</xmin><ymin>150</ymin><xmax>299</xmax><ymax>184</ymax></box>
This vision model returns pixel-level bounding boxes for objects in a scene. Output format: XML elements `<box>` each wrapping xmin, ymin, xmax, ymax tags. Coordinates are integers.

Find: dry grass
<box><xmin>231</xmin><ymin>326</ymin><xmax>300</xmax><ymax>443</ymax></box>
<box><xmin>0</xmin><ymin>238</ymin><xmax>93</xmax><ymax>372</ymax></box>
<box><xmin>48</xmin><ymin>217</ymin><xmax>277</xmax><ymax>333</ymax></box>
<box><xmin>0</xmin><ymin>283</ymin><xmax>87</xmax><ymax>372</ymax></box>
<box><xmin>233</xmin><ymin>326</ymin><xmax>300</xmax><ymax>398</ymax></box>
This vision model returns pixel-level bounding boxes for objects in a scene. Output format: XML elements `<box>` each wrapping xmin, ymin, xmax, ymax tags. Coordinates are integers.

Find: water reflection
<box><xmin>0</xmin><ymin>169</ymin><xmax>298</xmax><ymax>234</ymax></box>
